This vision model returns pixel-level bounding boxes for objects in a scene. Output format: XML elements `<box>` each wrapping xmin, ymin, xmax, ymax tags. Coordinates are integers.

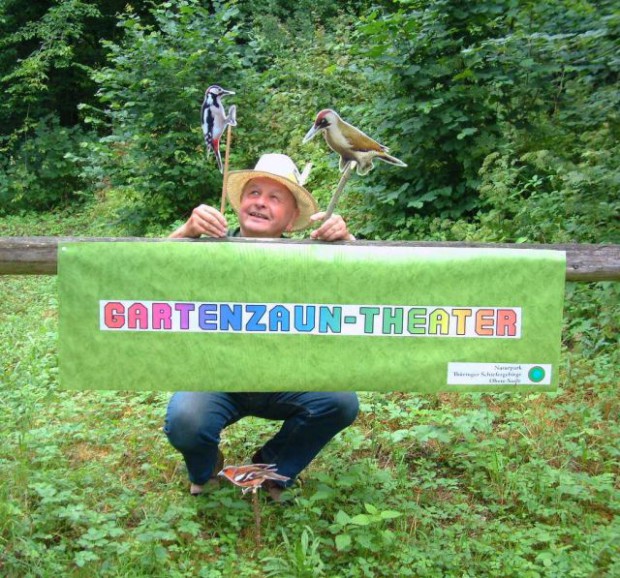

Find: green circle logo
<box><xmin>528</xmin><ymin>366</ymin><xmax>546</xmax><ymax>383</ymax></box>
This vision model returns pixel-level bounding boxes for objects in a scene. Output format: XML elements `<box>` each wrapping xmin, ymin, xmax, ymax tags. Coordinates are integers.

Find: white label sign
<box><xmin>447</xmin><ymin>363</ymin><xmax>552</xmax><ymax>386</ymax></box>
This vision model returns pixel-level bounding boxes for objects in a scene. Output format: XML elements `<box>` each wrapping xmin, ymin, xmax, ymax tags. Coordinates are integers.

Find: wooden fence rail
<box><xmin>0</xmin><ymin>236</ymin><xmax>619</xmax><ymax>282</ymax></box>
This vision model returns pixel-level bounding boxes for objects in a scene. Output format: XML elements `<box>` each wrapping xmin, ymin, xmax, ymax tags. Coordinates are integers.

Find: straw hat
<box><xmin>226</xmin><ymin>154</ymin><xmax>319</xmax><ymax>231</ymax></box>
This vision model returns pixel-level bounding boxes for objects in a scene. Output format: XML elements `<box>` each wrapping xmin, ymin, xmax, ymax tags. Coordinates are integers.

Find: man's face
<box><xmin>238</xmin><ymin>177</ymin><xmax>299</xmax><ymax>238</ymax></box>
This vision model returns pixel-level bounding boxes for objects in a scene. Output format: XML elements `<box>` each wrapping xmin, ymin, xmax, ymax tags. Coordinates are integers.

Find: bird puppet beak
<box><xmin>302</xmin><ymin>124</ymin><xmax>320</xmax><ymax>144</ymax></box>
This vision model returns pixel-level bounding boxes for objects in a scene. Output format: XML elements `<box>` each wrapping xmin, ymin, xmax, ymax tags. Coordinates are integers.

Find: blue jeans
<box><xmin>164</xmin><ymin>391</ymin><xmax>359</xmax><ymax>486</ymax></box>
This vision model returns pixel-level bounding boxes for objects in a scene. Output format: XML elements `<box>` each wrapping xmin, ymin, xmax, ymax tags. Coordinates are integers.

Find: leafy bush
<box><xmin>80</xmin><ymin>0</ymin><xmax>371</xmax><ymax>232</ymax></box>
<box><xmin>0</xmin><ymin>115</ymin><xmax>92</xmax><ymax>213</ymax></box>
<box><xmin>345</xmin><ymin>0</ymin><xmax>619</xmax><ymax>241</ymax></box>
<box><xmin>3</xmin><ymin>0</ymin><xmax>617</xmax><ymax>246</ymax></box>
<box><xmin>476</xmin><ymin>142</ymin><xmax>620</xmax><ymax>244</ymax></box>
<box><xmin>77</xmin><ymin>1</ymin><xmax>247</xmax><ymax>230</ymax></box>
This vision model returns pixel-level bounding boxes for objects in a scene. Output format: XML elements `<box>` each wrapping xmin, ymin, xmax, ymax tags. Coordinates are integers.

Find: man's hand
<box><xmin>309</xmin><ymin>212</ymin><xmax>355</xmax><ymax>242</ymax></box>
<box><xmin>169</xmin><ymin>205</ymin><xmax>228</xmax><ymax>239</ymax></box>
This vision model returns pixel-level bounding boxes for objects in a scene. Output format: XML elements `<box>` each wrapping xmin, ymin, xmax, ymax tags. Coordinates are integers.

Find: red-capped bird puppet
<box><xmin>303</xmin><ymin>109</ymin><xmax>406</xmax><ymax>176</ymax></box>
<box><xmin>303</xmin><ymin>109</ymin><xmax>406</xmax><ymax>219</ymax></box>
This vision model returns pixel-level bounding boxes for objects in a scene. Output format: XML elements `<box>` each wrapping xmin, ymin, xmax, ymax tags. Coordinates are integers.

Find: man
<box><xmin>164</xmin><ymin>154</ymin><xmax>359</xmax><ymax>501</ymax></box>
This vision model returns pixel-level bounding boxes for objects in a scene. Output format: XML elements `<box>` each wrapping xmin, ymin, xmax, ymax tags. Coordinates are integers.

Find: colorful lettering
<box><xmin>294</xmin><ymin>305</ymin><xmax>315</xmax><ymax>332</ymax></box>
<box><xmin>246</xmin><ymin>305</ymin><xmax>267</xmax><ymax>332</ymax></box>
<box><xmin>383</xmin><ymin>307</ymin><xmax>404</xmax><ymax>335</ymax></box>
<box><xmin>360</xmin><ymin>307</ymin><xmax>380</xmax><ymax>334</ymax></box>
<box><xmin>452</xmin><ymin>309</ymin><xmax>472</xmax><ymax>336</ymax></box>
<box><xmin>220</xmin><ymin>304</ymin><xmax>242</xmax><ymax>331</ymax></box>
<box><xmin>428</xmin><ymin>308</ymin><xmax>450</xmax><ymax>335</ymax></box>
<box><xmin>198</xmin><ymin>304</ymin><xmax>217</xmax><ymax>330</ymax></box>
<box><xmin>104</xmin><ymin>301</ymin><xmax>125</xmax><ymax>329</ymax></box>
<box><xmin>128</xmin><ymin>303</ymin><xmax>148</xmax><ymax>329</ymax></box>
<box><xmin>475</xmin><ymin>309</ymin><xmax>495</xmax><ymax>336</ymax></box>
<box><xmin>175</xmin><ymin>303</ymin><xmax>195</xmax><ymax>330</ymax></box>
<box><xmin>269</xmin><ymin>305</ymin><xmax>290</xmax><ymax>332</ymax></box>
<box><xmin>319</xmin><ymin>306</ymin><xmax>342</xmax><ymax>334</ymax></box>
<box><xmin>496</xmin><ymin>308</ymin><xmax>518</xmax><ymax>337</ymax></box>
<box><xmin>99</xmin><ymin>301</ymin><xmax>521</xmax><ymax>338</ymax></box>
<box><xmin>152</xmin><ymin>303</ymin><xmax>172</xmax><ymax>330</ymax></box>
<box><xmin>407</xmin><ymin>308</ymin><xmax>426</xmax><ymax>334</ymax></box>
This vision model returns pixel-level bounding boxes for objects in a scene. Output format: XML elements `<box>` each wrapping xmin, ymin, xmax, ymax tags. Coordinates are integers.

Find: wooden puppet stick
<box><xmin>252</xmin><ymin>491</ymin><xmax>262</xmax><ymax>547</ymax></box>
<box><xmin>323</xmin><ymin>161</ymin><xmax>355</xmax><ymax>221</ymax></box>
<box><xmin>220</xmin><ymin>123</ymin><xmax>233</xmax><ymax>214</ymax></box>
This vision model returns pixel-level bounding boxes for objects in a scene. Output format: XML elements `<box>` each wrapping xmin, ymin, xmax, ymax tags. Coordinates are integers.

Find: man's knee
<box><xmin>331</xmin><ymin>392</ymin><xmax>359</xmax><ymax>427</ymax></box>
<box><xmin>164</xmin><ymin>396</ymin><xmax>219</xmax><ymax>450</ymax></box>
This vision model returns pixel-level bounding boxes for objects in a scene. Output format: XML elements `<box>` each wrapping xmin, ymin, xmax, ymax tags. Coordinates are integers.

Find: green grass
<box><xmin>1</xmin><ymin>211</ymin><xmax>618</xmax><ymax>577</ymax></box>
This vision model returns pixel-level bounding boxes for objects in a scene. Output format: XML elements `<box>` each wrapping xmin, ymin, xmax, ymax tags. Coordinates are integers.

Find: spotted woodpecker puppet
<box><xmin>201</xmin><ymin>85</ymin><xmax>237</xmax><ymax>172</ymax></box>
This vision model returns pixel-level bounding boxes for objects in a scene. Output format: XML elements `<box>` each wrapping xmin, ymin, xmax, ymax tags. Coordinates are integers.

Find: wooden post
<box><xmin>0</xmin><ymin>237</ymin><xmax>619</xmax><ymax>282</ymax></box>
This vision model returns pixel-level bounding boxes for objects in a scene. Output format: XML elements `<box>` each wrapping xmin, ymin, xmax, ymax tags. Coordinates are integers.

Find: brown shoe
<box><xmin>251</xmin><ymin>449</ymin><xmax>293</xmax><ymax>503</ymax></box>
<box><xmin>189</xmin><ymin>449</ymin><xmax>225</xmax><ymax>496</ymax></box>
<box><xmin>262</xmin><ymin>480</ymin><xmax>291</xmax><ymax>504</ymax></box>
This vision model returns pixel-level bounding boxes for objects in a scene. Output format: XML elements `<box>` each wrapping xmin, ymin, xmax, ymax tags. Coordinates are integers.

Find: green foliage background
<box><xmin>0</xmin><ymin>1</ymin><xmax>618</xmax><ymax>576</ymax></box>
<box><xmin>1</xmin><ymin>0</ymin><xmax>617</xmax><ymax>242</ymax></box>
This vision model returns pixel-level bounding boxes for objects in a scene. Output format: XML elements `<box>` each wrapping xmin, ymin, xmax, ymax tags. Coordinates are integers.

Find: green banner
<box><xmin>58</xmin><ymin>241</ymin><xmax>565</xmax><ymax>392</ymax></box>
